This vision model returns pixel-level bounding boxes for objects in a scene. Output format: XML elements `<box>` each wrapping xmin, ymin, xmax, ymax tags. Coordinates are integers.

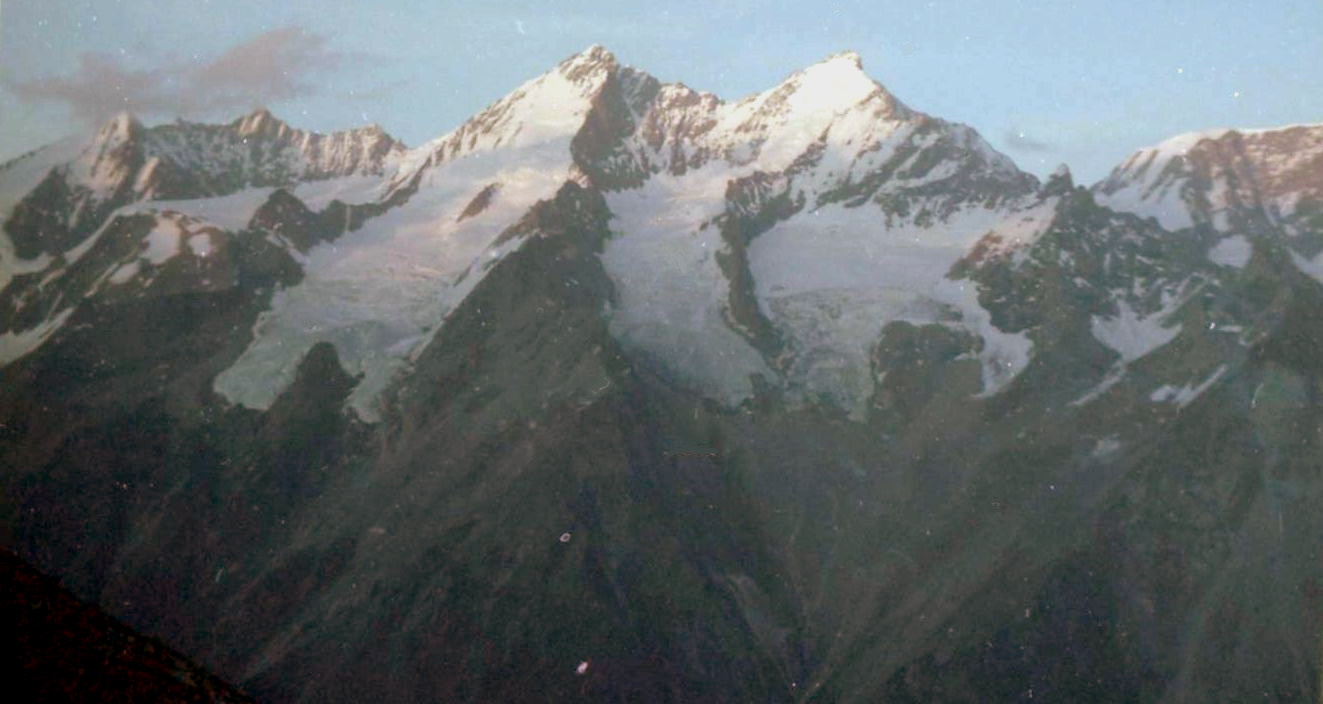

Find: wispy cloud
<box><xmin>1002</xmin><ymin>127</ymin><xmax>1055</xmax><ymax>153</ymax></box>
<box><xmin>6</xmin><ymin>27</ymin><xmax>342</xmax><ymax>124</ymax></box>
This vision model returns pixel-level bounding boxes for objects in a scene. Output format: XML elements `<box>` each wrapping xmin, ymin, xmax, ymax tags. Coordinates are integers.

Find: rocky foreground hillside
<box><xmin>3</xmin><ymin>548</ymin><xmax>254</xmax><ymax>702</ymax></box>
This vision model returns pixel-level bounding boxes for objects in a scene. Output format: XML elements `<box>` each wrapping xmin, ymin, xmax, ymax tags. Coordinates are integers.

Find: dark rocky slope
<box><xmin>2</xmin><ymin>548</ymin><xmax>254</xmax><ymax>702</ymax></box>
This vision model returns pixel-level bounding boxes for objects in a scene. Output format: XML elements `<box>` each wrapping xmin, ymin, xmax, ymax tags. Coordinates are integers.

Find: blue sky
<box><xmin>3</xmin><ymin>0</ymin><xmax>1321</xmax><ymax>183</ymax></box>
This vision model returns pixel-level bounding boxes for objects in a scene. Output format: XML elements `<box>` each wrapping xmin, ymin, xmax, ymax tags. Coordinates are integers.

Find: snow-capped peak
<box><xmin>1140</xmin><ymin>121</ymin><xmax>1323</xmax><ymax>160</ymax></box>
<box><xmin>694</xmin><ymin>49</ymin><xmax>915</xmax><ymax>175</ymax></box>
<box><xmin>753</xmin><ymin>49</ymin><xmax>897</xmax><ymax>120</ymax></box>
<box><xmin>71</xmin><ymin>111</ymin><xmax>148</xmax><ymax>197</ymax></box>
<box><xmin>559</xmin><ymin>44</ymin><xmax>618</xmax><ymax>76</ymax></box>
<box><xmin>396</xmin><ymin>46</ymin><xmax>623</xmax><ymax>182</ymax></box>
<box><xmin>825</xmin><ymin>50</ymin><xmax>864</xmax><ymax>69</ymax></box>
<box><xmin>1094</xmin><ymin>121</ymin><xmax>1323</xmax><ymax>232</ymax></box>
<box><xmin>790</xmin><ymin>51</ymin><xmax>881</xmax><ymax>106</ymax></box>
<box><xmin>1148</xmin><ymin>128</ymin><xmax>1233</xmax><ymax>159</ymax></box>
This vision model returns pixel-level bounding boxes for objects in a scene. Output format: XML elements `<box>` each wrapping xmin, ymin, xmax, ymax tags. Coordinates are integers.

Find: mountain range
<box><xmin>2</xmin><ymin>45</ymin><xmax>1321</xmax><ymax>702</ymax></box>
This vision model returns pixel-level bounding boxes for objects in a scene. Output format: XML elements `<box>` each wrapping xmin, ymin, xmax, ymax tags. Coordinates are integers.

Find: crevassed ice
<box><xmin>750</xmin><ymin>204</ymin><xmax>1028</xmax><ymax>417</ymax></box>
<box><xmin>601</xmin><ymin>167</ymin><xmax>775</xmax><ymax>404</ymax></box>
<box><xmin>600</xmin><ymin>56</ymin><xmax>1028</xmax><ymax>415</ymax></box>
<box><xmin>602</xmin><ymin>182</ymin><xmax>1031</xmax><ymax>417</ymax></box>
<box><xmin>214</xmin><ymin>133</ymin><xmax>584</xmax><ymax>421</ymax></box>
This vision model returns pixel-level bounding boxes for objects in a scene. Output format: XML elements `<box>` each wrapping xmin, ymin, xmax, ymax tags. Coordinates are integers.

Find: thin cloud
<box><xmin>8</xmin><ymin>53</ymin><xmax>173</xmax><ymax>123</ymax></box>
<box><xmin>1003</xmin><ymin>127</ymin><xmax>1055</xmax><ymax>153</ymax></box>
<box><xmin>6</xmin><ymin>27</ymin><xmax>342</xmax><ymax>124</ymax></box>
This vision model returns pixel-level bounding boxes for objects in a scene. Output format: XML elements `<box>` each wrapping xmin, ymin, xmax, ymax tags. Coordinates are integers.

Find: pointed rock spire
<box><xmin>577</xmin><ymin>44</ymin><xmax>616</xmax><ymax>64</ymax></box>
<box><xmin>558</xmin><ymin>44</ymin><xmax>619</xmax><ymax>83</ymax></box>
<box><xmin>761</xmin><ymin>49</ymin><xmax>910</xmax><ymax>122</ymax></box>
<box><xmin>1042</xmin><ymin>163</ymin><xmax>1075</xmax><ymax>197</ymax></box>
<box><xmin>95</xmin><ymin>111</ymin><xmax>144</xmax><ymax>147</ymax></box>
<box><xmin>234</xmin><ymin>107</ymin><xmax>289</xmax><ymax>137</ymax></box>
<box><xmin>824</xmin><ymin>50</ymin><xmax>865</xmax><ymax>70</ymax></box>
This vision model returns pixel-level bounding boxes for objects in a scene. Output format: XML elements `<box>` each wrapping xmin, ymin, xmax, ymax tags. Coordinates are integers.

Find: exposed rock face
<box><xmin>1</xmin><ymin>109</ymin><xmax>405</xmax><ymax>261</ymax></box>
<box><xmin>2</xmin><ymin>46</ymin><xmax>1322</xmax><ymax>703</ymax></box>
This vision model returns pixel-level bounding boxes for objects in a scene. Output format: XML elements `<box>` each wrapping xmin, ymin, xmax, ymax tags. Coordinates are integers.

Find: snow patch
<box><xmin>1073</xmin><ymin>289</ymin><xmax>1195</xmax><ymax>407</ymax></box>
<box><xmin>973</xmin><ymin>199</ymin><xmax>1059</xmax><ymax>261</ymax></box>
<box><xmin>1290</xmin><ymin>249</ymin><xmax>1323</xmax><ymax>285</ymax></box>
<box><xmin>0</xmin><ymin>308</ymin><xmax>75</xmax><ymax>366</ymax></box>
<box><xmin>143</xmin><ymin>218</ymin><xmax>183</xmax><ymax>264</ymax></box>
<box><xmin>1207</xmin><ymin>235</ymin><xmax>1251</xmax><ymax>268</ymax></box>
<box><xmin>1150</xmin><ymin>365</ymin><xmax>1227</xmax><ymax>407</ymax></box>
<box><xmin>108</xmin><ymin>259</ymin><xmax>141</xmax><ymax>284</ymax></box>
<box><xmin>292</xmin><ymin>174</ymin><xmax>386</xmax><ymax>210</ymax></box>
<box><xmin>1091</xmin><ymin>436</ymin><xmax>1122</xmax><ymax>459</ymax></box>
<box><xmin>936</xmin><ymin>276</ymin><xmax>1034</xmax><ymax>396</ymax></box>
<box><xmin>0</xmin><ymin>139</ymin><xmax>81</xmax><ymax>219</ymax></box>
<box><xmin>0</xmin><ymin>251</ymin><xmax>52</xmax><ymax>294</ymax></box>
<box><xmin>143</xmin><ymin>188</ymin><xmax>274</xmax><ymax>232</ymax></box>
<box><xmin>1090</xmin><ymin>300</ymin><xmax>1182</xmax><ymax>363</ymax></box>
<box><xmin>187</xmin><ymin>233</ymin><xmax>214</xmax><ymax>258</ymax></box>
<box><xmin>1069</xmin><ymin>367</ymin><xmax>1128</xmax><ymax>407</ymax></box>
<box><xmin>0</xmin><ymin>139</ymin><xmax>87</xmax><ymax>289</ymax></box>
<box><xmin>1094</xmin><ymin>175</ymin><xmax>1193</xmax><ymax>232</ymax></box>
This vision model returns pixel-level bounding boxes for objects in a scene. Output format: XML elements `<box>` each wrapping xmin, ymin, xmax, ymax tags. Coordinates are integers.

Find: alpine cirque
<box><xmin>2</xmin><ymin>46</ymin><xmax>1321</xmax><ymax>702</ymax></box>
